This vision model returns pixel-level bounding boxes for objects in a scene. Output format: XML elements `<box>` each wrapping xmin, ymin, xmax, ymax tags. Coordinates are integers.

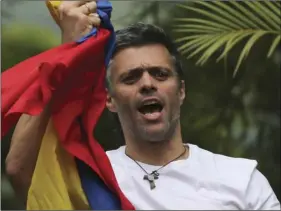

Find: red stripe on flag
<box><xmin>1</xmin><ymin>28</ymin><xmax>134</xmax><ymax>210</ymax></box>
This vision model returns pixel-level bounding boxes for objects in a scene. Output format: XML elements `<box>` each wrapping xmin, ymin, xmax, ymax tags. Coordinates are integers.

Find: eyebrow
<box><xmin>118</xmin><ymin>66</ymin><xmax>174</xmax><ymax>81</ymax></box>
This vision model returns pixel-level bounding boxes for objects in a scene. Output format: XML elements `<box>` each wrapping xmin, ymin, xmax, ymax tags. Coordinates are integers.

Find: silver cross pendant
<box><xmin>143</xmin><ymin>173</ymin><xmax>159</xmax><ymax>190</ymax></box>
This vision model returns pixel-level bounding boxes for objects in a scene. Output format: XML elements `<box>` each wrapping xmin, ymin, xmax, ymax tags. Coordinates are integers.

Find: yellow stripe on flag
<box><xmin>45</xmin><ymin>0</ymin><xmax>62</xmax><ymax>27</ymax></box>
<box><xmin>27</xmin><ymin>120</ymin><xmax>90</xmax><ymax>210</ymax></box>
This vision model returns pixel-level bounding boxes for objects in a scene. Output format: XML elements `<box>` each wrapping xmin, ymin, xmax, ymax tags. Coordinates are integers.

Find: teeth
<box><xmin>143</xmin><ymin>100</ymin><xmax>159</xmax><ymax>106</ymax></box>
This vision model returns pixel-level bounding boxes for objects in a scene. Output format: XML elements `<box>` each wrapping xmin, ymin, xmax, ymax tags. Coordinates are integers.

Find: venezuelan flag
<box><xmin>1</xmin><ymin>1</ymin><xmax>134</xmax><ymax>210</ymax></box>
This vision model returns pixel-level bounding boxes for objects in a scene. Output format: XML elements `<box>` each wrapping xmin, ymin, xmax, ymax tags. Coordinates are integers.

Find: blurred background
<box><xmin>1</xmin><ymin>1</ymin><xmax>280</xmax><ymax>209</ymax></box>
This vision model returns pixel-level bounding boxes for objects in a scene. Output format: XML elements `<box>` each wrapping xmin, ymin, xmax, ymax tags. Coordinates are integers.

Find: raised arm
<box><xmin>5</xmin><ymin>0</ymin><xmax>101</xmax><ymax>202</ymax></box>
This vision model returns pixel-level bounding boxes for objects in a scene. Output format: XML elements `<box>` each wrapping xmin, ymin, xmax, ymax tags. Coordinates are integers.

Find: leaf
<box><xmin>230</xmin><ymin>1</ymin><xmax>270</xmax><ymax>30</ymax></box>
<box><xmin>178</xmin><ymin>35</ymin><xmax>214</xmax><ymax>55</ymax></box>
<box><xmin>264</xmin><ymin>0</ymin><xmax>281</xmax><ymax>19</ymax></box>
<box><xmin>246</xmin><ymin>1</ymin><xmax>280</xmax><ymax>30</ymax></box>
<box><xmin>217</xmin><ymin>31</ymin><xmax>254</xmax><ymax>62</ymax></box>
<box><xmin>176</xmin><ymin>4</ymin><xmax>242</xmax><ymax>30</ymax></box>
<box><xmin>267</xmin><ymin>35</ymin><xmax>281</xmax><ymax>58</ymax></box>
<box><xmin>173</xmin><ymin>28</ymin><xmax>217</xmax><ymax>34</ymax></box>
<box><xmin>175</xmin><ymin>1</ymin><xmax>280</xmax><ymax>76</ymax></box>
<box><xmin>174</xmin><ymin>24</ymin><xmax>224</xmax><ymax>33</ymax></box>
<box><xmin>176</xmin><ymin>38</ymin><xmax>212</xmax><ymax>54</ymax></box>
<box><xmin>272</xmin><ymin>1</ymin><xmax>281</xmax><ymax>9</ymax></box>
<box><xmin>234</xmin><ymin>31</ymin><xmax>267</xmax><ymax>76</ymax></box>
<box><xmin>174</xmin><ymin>35</ymin><xmax>199</xmax><ymax>43</ymax></box>
<box><xmin>187</xmin><ymin>34</ymin><xmax>225</xmax><ymax>60</ymax></box>
<box><xmin>177</xmin><ymin>35</ymin><xmax>210</xmax><ymax>52</ymax></box>
<box><xmin>213</xmin><ymin>1</ymin><xmax>260</xmax><ymax>29</ymax></box>
<box><xmin>181</xmin><ymin>37</ymin><xmax>214</xmax><ymax>55</ymax></box>
<box><xmin>197</xmin><ymin>33</ymin><xmax>241</xmax><ymax>65</ymax></box>
<box><xmin>174</xmin><ymin>18</ymin><xmax>234</xmax><ymax>31</ymax></box>
<box><xmin>193</xmin><ymin>1</ymin><xmax>248</xmax><ymax>29</ymax></box>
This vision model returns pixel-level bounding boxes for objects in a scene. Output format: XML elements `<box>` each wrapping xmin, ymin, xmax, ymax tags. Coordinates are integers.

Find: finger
<box><xmin>60</xmin><ymin>0</ymin><xmax>94</xmax><ymax>9</ymax></box>
<box><xmin>59</xmin><ymin>1</ymin><xmax>80</xmax><ymax>13</ymax></box>
<box><xmin>77</xmin><ymin>0</ymin><xmax>95</xmax><ymax>6</ymax></box>
<box><xmin>58</xmin><ymin>0</ymin><xmax>95</xmax><ymax>16</ymax></box>
<box><xmin>77</xmin><ymin>1</ymin><xmax>97</xmax><ymax>15</ymax></box>
<box><xmin>88</xmin><ymin>13</ymin><xmax>101</xmax><ymax>27</ymax></box>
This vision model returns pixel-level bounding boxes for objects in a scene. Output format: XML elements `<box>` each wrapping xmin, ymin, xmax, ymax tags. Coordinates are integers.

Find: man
<box><xmin>5</xmin><ymin>1</ymin><xmax>280</xmax><ymax>210</ymax></box>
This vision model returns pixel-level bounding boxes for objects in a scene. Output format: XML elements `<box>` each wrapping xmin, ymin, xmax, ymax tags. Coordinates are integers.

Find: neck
<box><xmin>124</xmin><ymin>124</ymin><xmax>188</xmax><ymax>166</ymax></box>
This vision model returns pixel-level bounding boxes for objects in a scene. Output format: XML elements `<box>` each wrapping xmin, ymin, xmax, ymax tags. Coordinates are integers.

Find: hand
<box><xmin>58</xmin><ymin>1</ymin><xmax>101</xmax><ymax>43</ymax></box>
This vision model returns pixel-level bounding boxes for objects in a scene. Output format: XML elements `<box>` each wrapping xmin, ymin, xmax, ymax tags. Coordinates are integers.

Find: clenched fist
<box><xmin>58</xmin><ymin>1</ymin><xmax>101</xmax><ymax>43</ymax></box>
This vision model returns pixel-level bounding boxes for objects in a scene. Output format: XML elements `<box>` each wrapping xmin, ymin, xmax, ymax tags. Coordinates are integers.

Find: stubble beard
<box><xmin>135</xmin><ymin>109</ymin><xmax>181</xmax><ymax>144</ymax></box>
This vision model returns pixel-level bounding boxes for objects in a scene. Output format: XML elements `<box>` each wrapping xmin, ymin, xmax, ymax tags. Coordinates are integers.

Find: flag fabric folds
<box><xmin>27</xmin><ymin>120</ymin><xmax>89</xmax><ymax>209</ymax></box>
<box><xmin>1</xmin><ymin>1</ymin><xmax>134</xmax><ymax>210</ymax></box>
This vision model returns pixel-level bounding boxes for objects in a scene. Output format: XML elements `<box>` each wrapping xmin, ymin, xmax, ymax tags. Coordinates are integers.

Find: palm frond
<box><xmin>174</xmin><ymin>18</ymin><xmax>234</xmax><ymax>31</ymax></box>
<box><xmin>216</xmin><ymin>31</ymin><xmax>254</xmax><ymax>62</ymax></box>
<box><xmin>264</xmin><ymin>1</ymin><xmax>281</xmax><ymax>18</ymax></box>
<box><xmin>234</xmin><ymin>31</ymin><xmax>268</xmax><ymax>76</ymax></box>
<box><xmin>197</xmin><ymin>32</ymin><xmax>249</xmax><ymax>66</ymax></box>
<box><xmin>176</xmin><ymin>4</ymin><xmax>242</xmax><ymax>30</ymax></box>
<box><xmin>191</xmin><ymin>1</ymin><xmax>249</xmax><ymax>29</ymax></box>
<box><xmin>174</xmin><ymin>1</ymin><xmax>281</xmax><ymax>76</ymax></box>
<box><xmin>272</xmin><ymin>1</ymin><xmax>281</xmax><ymax>9</ymax></box>
<box><xmin>177</xmin><ymin>35</ymin><xmax>214</xmax><ymax>55</ymax></box>
<box><xmin>245</xmin><ymin>1</ymin><xmax>280</xmax><ymax>30</ymax></box>
<box><xmin>267</xmin><ymin>35</ymin><xmax>281</xmax><ymax>58</ymax></box>
<box><xmin>209</xmin><ymin>1</ymin><xmax>256</xmax><ymax>29</ymax></box>
<box><xmin>229</xmin><ymin>1</ymin><xmax>271</xmax><ymax>30</ymax></box>
<box><xmin>187</xmin><ymin>34</ymin><xmax>225</xmax><ymax>60</ymax></box>
<box><xmin>174</xmin><ymin>24</ymin><xmax>224</xmax><ymax>33</ymax></box>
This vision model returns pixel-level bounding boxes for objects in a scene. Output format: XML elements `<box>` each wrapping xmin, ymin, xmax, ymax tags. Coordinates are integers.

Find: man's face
<box><xmin>106</xmin><ymin>44</ymin><xmax>185</xmax><ymax>142</ymax></box>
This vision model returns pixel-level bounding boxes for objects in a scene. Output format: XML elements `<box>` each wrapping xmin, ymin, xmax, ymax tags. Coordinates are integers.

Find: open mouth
<box><xmin>138</xmin><ymin>100</ymin><xmax>164</xmax><ymax>115</ymax></box>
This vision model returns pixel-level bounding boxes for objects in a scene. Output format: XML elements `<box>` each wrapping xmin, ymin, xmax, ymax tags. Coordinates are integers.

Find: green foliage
<box><xmin>174</xmin><ymin>1</ymin><xmax>281</xmax><ymax>76</ymax></box>
<box><xmin>2</xmin><ymin>24</ymin><xmax>60</xmax><ymax>71</ymax></box>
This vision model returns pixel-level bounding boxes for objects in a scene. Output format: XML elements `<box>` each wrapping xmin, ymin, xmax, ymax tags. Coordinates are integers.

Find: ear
<box><xmin>106</xmin><ymin>90</ymin><xmax>117</xmax><ymax>113</ymax></box>
<box><xmin>179</xmin><ymin>80</ymin><xmax>186</xmax><ymax>105</ymax></box>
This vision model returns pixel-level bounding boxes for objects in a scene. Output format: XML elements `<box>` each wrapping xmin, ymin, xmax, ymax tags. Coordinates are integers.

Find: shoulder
<box><xmin>190</xmin><ymin>144</ymin><xmax>280</xmax><ymax>210</ymax></box>
<box><xmin>190</xmin><ymin>144</ymin><xmax>258</xmax><ymax>183</ymax></box>
<box><xmin>106</xmin><ymin>146</ymin><xmax>126</xmax><ymax>158</ymax></box>
<box><xmin>246</xmin><ymin>169</ymin><xmax>280</xmax><ymax>209</ymax></box>
<box><xmin>106</xmin><ymin>146</ymin><xmax>126</xmax><ymax>167</ymax></box>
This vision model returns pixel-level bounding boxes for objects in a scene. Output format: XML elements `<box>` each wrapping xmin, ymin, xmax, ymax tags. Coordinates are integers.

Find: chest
<box><xmin>110</xmin><ymin>164</ymin><xmax>244</xmax><ymax>210</ymax></box>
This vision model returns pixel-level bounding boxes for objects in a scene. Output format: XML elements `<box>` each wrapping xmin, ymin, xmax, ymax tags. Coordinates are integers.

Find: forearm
<box><xmin>6</xmin><ymin>0</ymin><xmax>101</xmax><ymax>202</ymax></box>
<box><xmin>5</xmin><ymin>104</ymin><xmax>51</xmax><ymax>201</ymax></box>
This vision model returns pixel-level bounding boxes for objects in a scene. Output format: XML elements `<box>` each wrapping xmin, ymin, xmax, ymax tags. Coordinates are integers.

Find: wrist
<box><xmin>61</xmin><ymin>34</ymin><xmax>72</xmax><ymax>44</ymax></box>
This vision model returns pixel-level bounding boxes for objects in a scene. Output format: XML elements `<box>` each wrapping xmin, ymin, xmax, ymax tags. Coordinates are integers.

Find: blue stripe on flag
<box><xmin>75</xmin><ymin>1</ymin><xmax>120</xmax><ymax>209</ymax></box>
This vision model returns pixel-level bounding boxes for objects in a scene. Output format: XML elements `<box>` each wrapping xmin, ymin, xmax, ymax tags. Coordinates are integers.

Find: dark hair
<box><xmin>113</xmin><ymin>22</ymin><xmax>183</xmax><ymax>78</ymax></box>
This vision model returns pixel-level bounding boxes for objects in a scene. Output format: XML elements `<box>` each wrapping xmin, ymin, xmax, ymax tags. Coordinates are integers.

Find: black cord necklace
<box><xmin>125</xmin><ymin>146</ymin><xmax>187</xmax><ymax>190</ymax></box>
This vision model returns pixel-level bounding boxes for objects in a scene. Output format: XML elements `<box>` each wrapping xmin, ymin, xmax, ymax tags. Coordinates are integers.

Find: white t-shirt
<box><xmin>106</xmin><ymin>144</ymin><xmax>280</xmax><ymax>210</ymax></box>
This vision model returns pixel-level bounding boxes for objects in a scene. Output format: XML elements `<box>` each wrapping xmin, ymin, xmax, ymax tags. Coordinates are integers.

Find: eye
<box><xmin>122</xmin><ymin>75</ymin><xmax>138</xmax><ymax>85</ymax></box>
<box><xmin>121</xmin><ymin>69</ymin><xmax>143</xmax><ymax>85</ymax></box>
<box><xmin>150</xmin><ymin>68</ymin><xmax>170</xmax><ymax>81</ymax></box>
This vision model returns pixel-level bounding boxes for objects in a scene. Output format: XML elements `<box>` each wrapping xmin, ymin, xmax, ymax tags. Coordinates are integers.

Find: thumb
<box><xmin>88</xmin><ymin>13</ymin><xmax>101</xmax><ymax>27</ymax></box>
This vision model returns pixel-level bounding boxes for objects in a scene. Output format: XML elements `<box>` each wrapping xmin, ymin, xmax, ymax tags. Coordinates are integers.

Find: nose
<box><xmin>139</xmin><ymin>71</ymin><xmax>157</xmax><ymax>95</ymax></box>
